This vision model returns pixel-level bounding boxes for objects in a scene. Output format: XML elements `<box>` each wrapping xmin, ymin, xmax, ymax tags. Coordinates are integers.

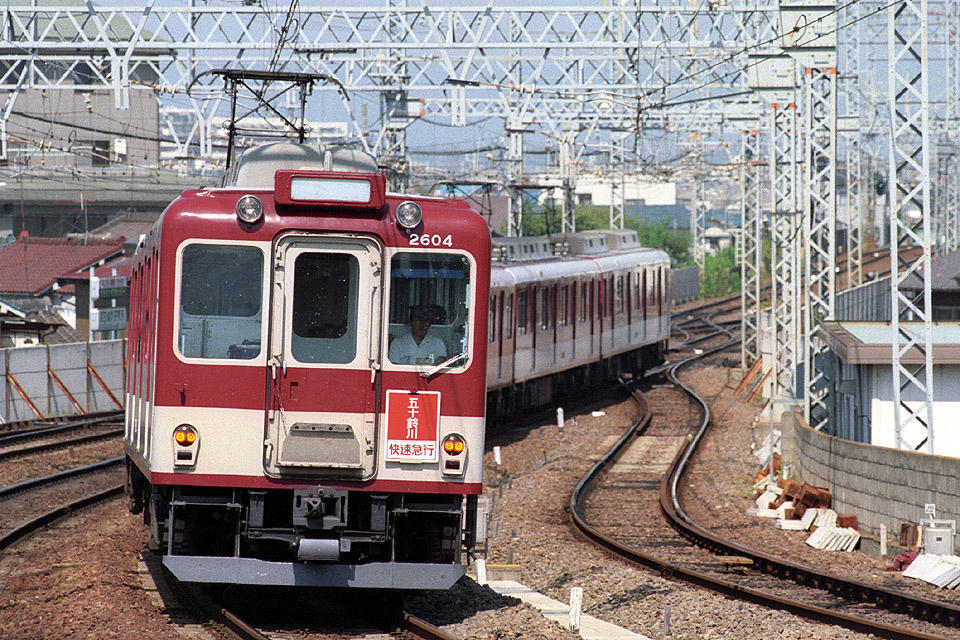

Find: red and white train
<box><xmin>124</xmin><ymin>141</ymin><xmax>671</xmax><ymax>590</ymax></box>
<box><xmin>486</xmin><ymin>231</ymin><xmax>670</xmax><ymax>417</ymax></box>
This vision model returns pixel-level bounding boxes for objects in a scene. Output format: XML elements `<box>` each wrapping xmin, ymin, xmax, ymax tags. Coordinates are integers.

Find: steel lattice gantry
<box><xmin>888</xmin><ymin>0</ymin><xmax>935</xmax><ymax>453</ymax></box>
<box><xmin>0</xmin><ymin>3</ymin><xmax>778</xmax><ymax>160</ymax></box>
<box><xmin>769</xmin><ymin>98</ymin><xmax>802</xmax><ymax>400</ymax></box>
<box><xmin>748</xmin><ymin>50</ymin><xmax>801</xmax><ymax>401</ymax></box>
<box><xmin>738</xmin><ymin>123</ymin><xmax>764</xmax><ymax>369</ymax></box>
<box><xmin>802</xmin><ymin>66</ymin><xmax>837</xmax><ymax>432</ymax></box>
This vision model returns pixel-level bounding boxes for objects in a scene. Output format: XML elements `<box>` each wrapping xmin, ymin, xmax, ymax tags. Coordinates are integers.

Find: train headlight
<box><xmin>395</xmin><ymin>201</ymin><xmax>422</xmax><ymax>229</ymax></box>
<box><xmin>172</xmin><ymin>424</ymin><xmax>199</xmax><ymax>467</ymax></box>
<box><xmin>441</xmin><ymin>433</ymin><xmax>466</xmax><ymax>476</ymax></box>
<box><xmin>236</xmin><ymin>194</ymin><xmax>263</xmax><ymax>224</ymax></box>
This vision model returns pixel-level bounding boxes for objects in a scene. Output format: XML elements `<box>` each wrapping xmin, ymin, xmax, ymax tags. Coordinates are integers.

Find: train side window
<box><xmin>539</xmin><ymin>287</ymin><xmax>550</xmax><ymax>330</ymax></box>
<box><xmin>178</xmin><ymin>244</ymin><xmax>264</xmax><ymax>360</ymax></box>
<box><xmin>504</xmin><ymin>293</ymin><xmax>514</xmax><ymax>339</ymax></box>
<box><xmin>579</xmin><ymin>282</ymin><xmax>588</xmax><ymax>322</ymax></box>
<box><xmin>607</xmin><ymin>278</ymin><xmax>614</xmax><ymax>317</ymax></box>
<box><xmin>648</xmin><ymin>268</ymin><xmax>656</xmax><ymax>307</ymax></box>
<box><xmin>517</xmin><ymin>290</ymin><xmax>527</xmax><ymax>335</ymax></box>
<box><xmin>488</xmin><ymin>295</ymin><xmax>497</xmax><ymax>343</ymax></box>
<box><xmin>558</xmin><ymin>285</ymin><xmax>568</xmax><ymax>326</ymax></box>
<box><xmin>633</xmin><ymin>271</ymin><xmax>642</xmax><ymax>309</ymax></box>
<box><xmin>615</xmin><ymin>275</ymin><xmax>624</xmax><ymax>314</ymax></box>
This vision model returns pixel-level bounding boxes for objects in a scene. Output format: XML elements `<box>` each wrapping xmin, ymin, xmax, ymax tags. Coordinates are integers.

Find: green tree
<box><xmin>700</xmin><ymin>244</ymin><xmax>741</xmax><ymax>297</ymax></box>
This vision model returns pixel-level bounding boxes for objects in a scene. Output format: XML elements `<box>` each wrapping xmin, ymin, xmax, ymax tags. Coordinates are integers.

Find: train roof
<box><xmin>490</xmin><ymin>234</ymin><xmax>670</xmax><ymax>288</ymax></box>
<box><xmin>222</xmin><ymin>141</ymin><xmax>379</xmax><ymax>188</ymax></box>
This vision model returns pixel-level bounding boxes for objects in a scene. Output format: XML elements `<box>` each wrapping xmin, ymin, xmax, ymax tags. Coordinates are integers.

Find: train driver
<box><xmin>389</xmin><ymin>305</ymin><xmax>447</xmax><ymax>365</ymax></box>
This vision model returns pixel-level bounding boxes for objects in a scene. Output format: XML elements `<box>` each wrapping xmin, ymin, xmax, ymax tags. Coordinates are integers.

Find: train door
<box><xmin>264</xmin><ymin>233</ymin><xmax>383</xmax><ymax>479</ymax></box>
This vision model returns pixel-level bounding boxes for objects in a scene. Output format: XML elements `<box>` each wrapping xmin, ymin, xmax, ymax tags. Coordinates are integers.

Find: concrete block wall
<box><xmin>782</xmin><ymin>411</ymin><xmax>960</xmax><ymax>554</ymax></box>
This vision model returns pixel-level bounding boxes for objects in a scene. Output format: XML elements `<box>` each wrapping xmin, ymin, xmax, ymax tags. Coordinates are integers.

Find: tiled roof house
<box><xmin>0</xmin><ymin>232</ymin><xmax>124</xmax><ymax>299</ymax></box>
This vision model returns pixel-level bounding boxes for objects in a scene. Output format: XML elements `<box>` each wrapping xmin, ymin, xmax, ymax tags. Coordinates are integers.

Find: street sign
<box><xmin>90</xmin><ymin>307</ymin><xmax>127</xmax><ymax>331</ymax></box>
<box><xmin>90</xmin><ymin>275</ymin><xmax>128</xmax><ymax>300</ymax></box>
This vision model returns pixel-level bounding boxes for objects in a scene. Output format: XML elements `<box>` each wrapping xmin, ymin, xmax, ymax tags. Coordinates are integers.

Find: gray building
<box><xmin>2</xmin><ymin>86</ymin><xmax>159</xmax><ymax>170</ymax></box>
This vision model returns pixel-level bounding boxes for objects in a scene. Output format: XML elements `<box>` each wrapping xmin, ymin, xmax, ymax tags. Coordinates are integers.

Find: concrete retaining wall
<box><xmin>782</xmin><ymin>411</ymin><xmax>960</xmax><ymax>553</ymax></box>
<box><xmin>0</xmin><ymin>340</ymin><xmax>125</xmax><ymax>422</ymax></box>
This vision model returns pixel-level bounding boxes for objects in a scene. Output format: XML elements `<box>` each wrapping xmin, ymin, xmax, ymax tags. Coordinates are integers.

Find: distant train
<box><xmin>486</xmin><ymin>232</ymin><xmax>670</xmax><ymax>417</ymax></box>
<box><xmin>123</xmin><ymin>141</ymin><xmax>670</xmax><ymax>592</ymax></box>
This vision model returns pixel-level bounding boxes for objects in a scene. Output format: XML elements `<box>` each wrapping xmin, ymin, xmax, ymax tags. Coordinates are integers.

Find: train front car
<box><xmin>124</xmin><ymin>145</ymin><xmax>490</xmax><ymax>589</ymax></box>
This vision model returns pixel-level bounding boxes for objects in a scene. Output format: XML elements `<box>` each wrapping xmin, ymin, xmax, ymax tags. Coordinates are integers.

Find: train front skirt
<box><xmin>163</xmin><ymin>555</ymin><xmax>466</xmax><ymax>589</ymax></box>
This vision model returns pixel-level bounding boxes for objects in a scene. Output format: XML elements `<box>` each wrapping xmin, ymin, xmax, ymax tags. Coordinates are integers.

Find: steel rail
<box><xmin>0</xmin><ymin>415</ymin><xmax>121</xmax><ymax>447</ymax></box>
<box><xmin>661</xmin><ymin>355</ymin><xmax>960</xmax><ymax>630</ymax></box>
<box><xmin>0</xmin><ymin>428</ymin><xmax>124</xmax><ymax>461</ymax></box>
<box><xmin>0</xmin><ymin>410</ymin><xmax>123</xmax><ymax>434</ymax></box>
<box><xmin>570</xmin><ymin>312</ymin><xmax>959</xmax><ymax>639</ymax></box>
<box><xmin>0</xmin><ymin>459</ymin><xmax>124</xmax><ymax>554</ymax></box>
<box><xmin>173</xmin><ymin>572</ymin><xmax>463</xmax><ymax>640</ymax></box>
<box><xmin>0</xmin><ymin>457</ymin><xmax>122</xmax><ymax>501</ymax></box>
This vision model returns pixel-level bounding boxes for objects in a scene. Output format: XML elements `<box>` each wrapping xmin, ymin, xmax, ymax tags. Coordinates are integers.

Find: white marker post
<box><xmin>880</xmin><ymin>523</ymin><xmax>888</xmax><ymax>557</ymax></box>
<box><xmin>475</xmin><ymin>558</ymin><xmax>487</xmax><ymax>585</ymax></box>
<box><xmin>493</xmin><ymin>445</ymin><xmax>502</xmax><ymax>466</ymax></box>
<box><xmin>569</xmin><ymin>586</ymin><xmax>583</xmax><ymax>632</ymax></box>
<box><xmin>557</xmin><ymin>407</ymin><xmax>564</xmax><ymax>433</ymax></box>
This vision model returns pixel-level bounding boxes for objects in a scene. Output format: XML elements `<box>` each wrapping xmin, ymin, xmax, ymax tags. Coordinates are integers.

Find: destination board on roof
<box><xmin>384</xmin><ymin>390</ymin><xmax>440</xmax><ymax>463</ymax></box>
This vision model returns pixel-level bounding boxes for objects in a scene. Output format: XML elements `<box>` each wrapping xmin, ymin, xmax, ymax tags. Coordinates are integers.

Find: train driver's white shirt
<box><xmin>389</xmin><ymin>330</ymin><xmax>448</xmax><ymax>365</ymax></box>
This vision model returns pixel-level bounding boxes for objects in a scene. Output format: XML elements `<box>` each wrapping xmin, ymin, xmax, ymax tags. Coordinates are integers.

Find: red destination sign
<box><xmin>385</xmin><ymin>390</ymin><xmax>440</xmax><ymax>463</ymax></box>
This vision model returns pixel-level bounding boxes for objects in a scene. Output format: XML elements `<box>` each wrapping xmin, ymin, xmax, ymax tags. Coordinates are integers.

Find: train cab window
<box><xmin>291</xmin><ymin>253</ymin><xmax>358</xmax><ymax>364</ymax></box>
<box><xmin>388</xmin><ymin>252</ymin><xmax>472</xmax><ymax>366</ymax></box>
<box><xmin>178</xmin><ymin>244</ymin><xmax>264</xmax><ymax>360</ymax></box>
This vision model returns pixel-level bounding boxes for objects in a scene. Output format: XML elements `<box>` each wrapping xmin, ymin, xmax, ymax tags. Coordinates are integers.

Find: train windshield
<box><xmin>387</xmin><ymin>252</ymin><xmax>471</xmax><ymax>366</ymax></box>
<box><xmin>290</xmin><ymin>252</ymin><xmax>359</xmax><ymax>364</ymax></box>
<box><xmin>178</xmin><ymin>244</ymin><xmax>264</xmax><ymax>360</ymax></box>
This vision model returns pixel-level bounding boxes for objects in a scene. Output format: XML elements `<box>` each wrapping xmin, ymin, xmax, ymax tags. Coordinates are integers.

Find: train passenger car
<box><xmin>124</xmin><ymin>142</ymin><xmax>490</xmax><ymax>589</ymax></box>
<box><xmin>486</xmin><ymin>230</ymin><xmax>670</xmax><ymax>416</ymax></box>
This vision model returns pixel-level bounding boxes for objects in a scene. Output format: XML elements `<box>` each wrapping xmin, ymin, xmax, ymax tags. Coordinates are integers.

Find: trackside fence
<box><xmin>834</xmin><ymin>275</ymin><xmax>891</xmax><ymax>322</ymax></box>
<box><xmin>672</xmin><ymin>266</ymin><xmax>699</xmax><ymax>304</ymax></box>
<box><xmin>0</xmin><ymin>340</ymin><xmax>125</xmax><ymax>423</ymax></box>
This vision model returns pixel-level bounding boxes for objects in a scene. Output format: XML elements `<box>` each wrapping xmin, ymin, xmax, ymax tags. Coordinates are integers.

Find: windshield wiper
<box><xmin>421</xmin><ymin>352</ymin><xmax>467</xmax><ymax>378</ymax></box>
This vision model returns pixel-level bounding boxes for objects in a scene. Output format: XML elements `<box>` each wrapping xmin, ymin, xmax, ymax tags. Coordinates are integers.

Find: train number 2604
<box><xmin>409</xmin><ymin>233</ymin><xmax>453</xmax><ymax>247</ymax></box>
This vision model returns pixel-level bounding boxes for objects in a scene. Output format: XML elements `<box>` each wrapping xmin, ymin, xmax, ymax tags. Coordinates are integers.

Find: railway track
<box><xmin>570</xmin><ymin>310</ymin><xmax>960</xmax><ymax>639</ymax></box>
<box><xmin>0</xmin><ymin>413</ymin><xmax>123</xmax><ymax>461</ymax></box>
<box><xmin>0</xmin><ymin>416</ymin><xmax>464</xmax><ymax>640</ymax></box>
<box><xmin>151</xmin><ymin>566</ymin><xmax>464</xmax><ymax>640</ymax></box>
<box><xmin>0</xmin><ymin>458</ymin><xmax>124</xmax><ymax>554</ymax></box>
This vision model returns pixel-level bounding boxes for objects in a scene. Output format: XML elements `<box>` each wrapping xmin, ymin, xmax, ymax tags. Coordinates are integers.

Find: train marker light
<box><xmin>173</xmin><ymin>424</ymin><xmax>199</xmax><ymax>467</ymax></box>
<box><xmin>236</xmin><ymin>195</ymin><xmax>263</xmax><ymax>223</ymax></box>
<box><xmin>174</xmin><ymin>424</ymin><xmax>198</xmax><ymax>446</ymax></box>
<box><xmin>442</xmin><ymin>434</ymin><xmax>465</xmax><ymax>455</ymax></box>
<box><xmin>395</xmin><ymin>201</ymin><xmax>422</xmax><ymax>229</ymax></box>
<box><xmin>441</xmin><ymin>433</ymin><xmax>466</xmax><ymax>476</ymax></box>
